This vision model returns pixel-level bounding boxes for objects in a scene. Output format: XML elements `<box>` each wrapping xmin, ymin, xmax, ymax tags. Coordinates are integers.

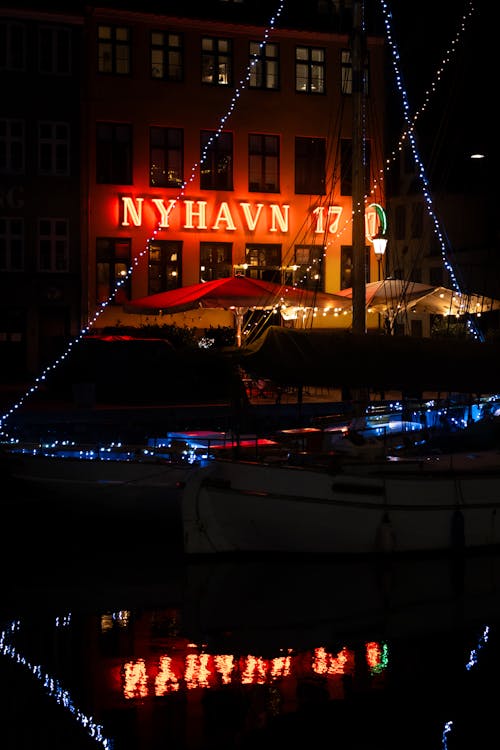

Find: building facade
<box><xmin>1</xmin><ymin>0</ymin><xmax>387</xmax><ymax>377</ymax></box>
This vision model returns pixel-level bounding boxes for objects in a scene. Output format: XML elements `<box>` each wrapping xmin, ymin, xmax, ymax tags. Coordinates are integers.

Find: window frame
<box><xmin>97</xmin><ymin>24</ymin><xmax>131</xmax><ymax>76</ymax></box>
<box><xmin>148</xmin><ymin>240</ymin><xmax>182</xmax><ymax>294</ymax></box>
<box><xmin>295</xmin><ymin>45</ymin><xmax>325</xmax><ymax>94</ymax></box>
<box><xmin>199</xmin><ymin>242</ymin><xmax>232</xmax><ymax>282</ymax></box>
<box><xmin>96</xmin><ymin>122</ymin><xmax>133</xmax><ymax>185</ymax></box>
<box><xmin>248</xmin><ymin>40</ymin><xmax>279</xmax><ymax>90</ymax></box>
<box><xmin>294</xmin><ymin>136</ymin><xmax>326</xmax><ymax>195</ymax></box>
<box><xmin>0</xmin><ymin>217</ymin><xmax>24</xmax><ymax>271</ymax></box>
<box><xmin>200</xmin><ymin>130</ymin><xmax>233</xmax><ymax>191</ymax></box>
<box><xmin>248</xmin><ymin>133</ymin><xmax>279</xmax><ymax>193</ymax></box>
<box><xmin>149</xmin><ymin>126</ymin><xmax>183</xmax><ymax>188</ymax></box>
<box><xmin>38</xmin><ymin>217</ymin><xmax>69</xmax><ymax>273</ymax></box>
<box><xmin>201</xmin><ymin>36</ymin><xmax>232</xmax><ymax>86</ymax></box>
<box><xmin>150</xmin><ymin>30</ymin><xmax>183</xmax><ymax>81</ymax></box>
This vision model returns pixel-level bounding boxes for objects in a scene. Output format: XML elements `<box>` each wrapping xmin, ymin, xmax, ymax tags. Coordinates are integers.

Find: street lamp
<box><xmin>372</xmin><ymin>232</ymin><xmax>388</xmax><ymax>280</ymax></box>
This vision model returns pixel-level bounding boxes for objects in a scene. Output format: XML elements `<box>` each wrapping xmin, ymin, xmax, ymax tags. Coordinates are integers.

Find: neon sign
<box><xmin>119</xmin><ymin>196</ymin><xmax>344</xmax><ymax>235</ymax></box>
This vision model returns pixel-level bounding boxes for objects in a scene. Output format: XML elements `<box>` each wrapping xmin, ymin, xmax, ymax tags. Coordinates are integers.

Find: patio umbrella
<box><xmin>336</xmin><ymin>279</ymin><xmax>500</xmax><ymax>317</ymax></box>
<box><xmin>124</xmin><ymin>275</ymin><xmax>351</xmax><ymax>346</ymax></box>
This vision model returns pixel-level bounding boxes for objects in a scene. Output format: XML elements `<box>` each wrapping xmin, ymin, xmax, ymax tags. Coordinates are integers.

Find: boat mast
<box><xmin>351</xmin><ymin>0</ymin><xmax>366</xmax><ymax>336</ymax></box>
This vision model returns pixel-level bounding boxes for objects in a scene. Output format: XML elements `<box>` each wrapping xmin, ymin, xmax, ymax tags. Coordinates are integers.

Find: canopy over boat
<box><xmin>237</xmin><ymin>326</ymin><xmax>500</xmax><ymax>393</ymax></box>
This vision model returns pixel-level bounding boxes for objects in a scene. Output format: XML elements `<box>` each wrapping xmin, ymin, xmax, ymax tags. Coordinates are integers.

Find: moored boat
<box><xmin>181</xmin><ymin>446</ymin><xmax>500</xmax><ymax>557</ymax></box>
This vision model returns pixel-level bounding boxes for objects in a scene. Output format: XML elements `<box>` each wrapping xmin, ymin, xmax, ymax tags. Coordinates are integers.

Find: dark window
<box><xmin>200</xmin><ymin>131</ymin><xmax>233</xmax><ymax>190</ymax></box>
<box><xmin>150</xmin><ymin>127</ymin><xmax>183</xmax><ymax>188</ymax></box>
<box><xmin>0</xmin><ymin>22</ymin><xmax>25</xmax><ymax>71</ymax></box>
<box><xmin>249</xmin><ymin>41</ymin><xmax>279</xmax><ymax>90</ymax></box>
<box><xmin>340</xmin><ymin>245</ymin><xmax>370</xmax><ymax>289</ymax></box>
<box><xmin>38</xmin><ymin>218</ymin><xmax>69</xmax><ymax>272</ymax></box>
<box><xmin>295</xmin><ymin>137</ymin><xmax>325</xmax><ymax>195</ymax></box>
<box><xmin>244</xmin><ymin>244</ymin><xmax>281</xmax><ymax>282</ymax></box>
<box><xmin>201</xmin><ymin>37</ymin><xmax>232</xmax><ymax>86</ymax></box>
<box><xmin>96</xmin><ymin>238</ymin><xmax>130</xmax><ymax>304</ymax></box>
<box><xmin>39</xmin><ymin>26</ymin><xmax>71</xmax><ymax>74</ymax></box>
<box><xmin>151</xmin><ymin>31</ymin><xmax>183</xmax><ymax>81</ymax></box>
<box><xmin>98</xmin><ymin>25</ymin><xmax>130</xmax><ymax>75</ymax></box>
<box><xmin>340</xmin><ymin>49</ymin><xmax>369</xmax><ymax>95</ymax></box>
<box><xmin>0</xmin><ymin>119</ymin><xmax>25</xmax><ymax>174</ymax></box>
<box><xmin>249</xmin><ymin>134</ymin><xmax>279</xmax><ymax>192</ymax></box>
<box><xmin>38</xmin><ymin>122</ymin><xmax>70</xmax><ymax>175</ymax></box>
<box><xmin>0</xmin><ymin>217</ymin><xmax>24</xmax><ymax>271</ymax></box>
<box><xmin>96</xmin><ymin>123</ymin><xmax>132</xmax><ymax>184</ymax></box>
<box><xmin>295</xmin><ymin>46</ymin><xmax>325</xmax><ymax>94</ymax></box>
<box><xmin>200</xmin><ymin>242</ymin><xmax>232</xmax><ymax>282</ymax></box>
<box><xmin>340</xmin><ymin>138</ymin><xmax>371</xmax><ymax>196</ymax></box>
<box><xmin>290</xmin><ymin>245</ymin><xmax>324</xmax><ymax>291</ymax></box>
<box><xmin>148</xmin><ymin>240</ymin><xmax>182</xmax><ymax>294</ymax></box>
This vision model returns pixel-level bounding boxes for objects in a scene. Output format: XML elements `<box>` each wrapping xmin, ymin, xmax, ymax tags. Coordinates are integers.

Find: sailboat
<box><xmin>180</xmin><ymin>1</ymin><xmax>500</xmax><ymax>558</ymax></box>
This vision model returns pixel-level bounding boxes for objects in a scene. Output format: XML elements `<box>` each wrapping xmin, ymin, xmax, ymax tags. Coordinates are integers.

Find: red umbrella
<box><xmin>125</xmin><ymin>275</ymin><xmax>350</xmax><ymax>346</ymax></box>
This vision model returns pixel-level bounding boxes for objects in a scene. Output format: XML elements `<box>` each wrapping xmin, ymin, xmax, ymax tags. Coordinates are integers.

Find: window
<box><xmin>148</xmin><ymin>240</ymin><xmax>182</xmax><ymax>294</ymax></box>
<box><xmin>150</xmin><ymin>127</ymin><xmax>183</xmax><ymax>188</ymax></box>
<box><xmin>0</xmin><ymin>22</ymin><xmax>25</xmax><ymax>71</ymax></box>
<box><xmin>295</xmin><ymin>46</ymin><xmax>325</xmax><ymax>93</ymax></box>
<box><xmin>200</xmin><ymin>242</ymin><xmax>232</xmax><ymax>282</ymax></box>
<box><xmin>244</xmin><ymin>244</ymin><xmax>281</xmax><ymax>282</ymax></box>
<box><xmin>39</xmin><ymin>26</ymin><xmax>71</xmax><ymax>74</ymax></box>
<box><xmin>290</xmin><ymin>245</ymin><xmax>324</xmax><ymax>290</ymax></box>
<box><xmin>151</xmin><ymin>31</ymin><xmax>183</xmax><ymax>81</ymax></box>
<box><xmin>295</xmin><ymin>137</ymin><xmax>325</xmax><ymax>195</ymax></box>
<box><xmin>38</xmin><ymin>218</ymin><xmax>69</xmax><ymax>272</ymax></box>
<box><xmin>340</xmin><ymin>245</ymin><xmax>370</xmax><ymax>289</ymax></box>
<box><xmin>341</xmin><ymin>49</ymin><xmax>369</xmax><ymax>95</ymax></box>
<box><xmin>340</xmin><ymin>138</ymin><xmax>371</xmax><ymax>196</ymax></box>
<box><xmin>38</xmin><ymin>122</ymin><xmax>70</xmax><ymax>175</ymax></box>
<box><xmin>96</xmin><ymin>238</ymin><xmax>130</xmax><ymax>303</ymax></box>
<box><xmin>201</xmin><ymin>37</ymin><xmax>232</xmax><ymax>85</ymax></box>
<box><xmin>0</xmin><ymin>217</ymin><xmax>24</xmax><ymax>271</ymax></box>
<box><xmin>96</xmin><ymin>123</ymin><xmax>132</xmax><ymax>184</ymax></box>
<box><xmin>249</xmin><ymin>134</ymin><xmax>279</xmax><ymax>192</ymax></box>
<box><xmin>249</xmin><ymin>41</ymin><xmax>279</xmax><ymax>89</ymax></box>
<box><xmin>0</xmin><ymin>119</ymin><xmax>24</xmax><ymax>175</ymax></box>
<box><xmin>98</xmin><ymin>25</ymin><xmax>130</xmax><ymax>75</ymax></box>
<box><xmin>200</xmin><ymin>131</ymin><xmax>233</xmax><ymax>190</ymax></box>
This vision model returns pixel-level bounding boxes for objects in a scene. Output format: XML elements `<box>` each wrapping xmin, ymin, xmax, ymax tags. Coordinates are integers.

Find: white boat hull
<box><xmin>7</xmin><ymin>453</ymin><xmax>191</xmax><ymax>517</ymax></box>
<box><xmin>182</xmin><ymin>453</ymin><xmax>500</xmax><ymax>556</ymax></box>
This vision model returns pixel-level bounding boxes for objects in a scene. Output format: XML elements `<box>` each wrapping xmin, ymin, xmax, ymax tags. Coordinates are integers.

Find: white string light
<box><xmin>380</xmin><ymin>0</ymin><xmax>482</xmax><ymax>341</ymax></box>
<box><xmin>0</xmin><ymin>1</ymin><xmax>285</xmax><ymax>433</ymax></box>
<box><xmin>441</xmin><ymin>624</ymin><xmax>490</xmax><ymax>748</ymax></box>
<box><xmin>0</xmin><ymin>620</ymin><xmax>113</xmax><ymax>749</ymax></box>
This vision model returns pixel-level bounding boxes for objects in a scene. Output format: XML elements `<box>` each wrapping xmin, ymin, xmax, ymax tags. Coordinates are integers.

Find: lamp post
<box><xmin>372</xmin><ymin>232</ymin><xmax>388</xmax><ymax>281</ymax></box>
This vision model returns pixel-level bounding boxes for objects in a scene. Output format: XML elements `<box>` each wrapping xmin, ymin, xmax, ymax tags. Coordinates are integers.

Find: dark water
<box><xmin>1</xmin><ymin>479</ymin><xmax>499</xmax><ymax>749</ymax></box>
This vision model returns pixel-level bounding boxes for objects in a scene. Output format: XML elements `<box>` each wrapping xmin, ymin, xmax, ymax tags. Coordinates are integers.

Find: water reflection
<box><xmin>2</xmin><ymin>550</ymin><xmax>500</xmax><ymax>749</ymax></box>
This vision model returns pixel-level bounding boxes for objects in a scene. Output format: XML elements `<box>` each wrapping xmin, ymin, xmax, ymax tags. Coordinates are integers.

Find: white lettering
<box><xmin>212</xmin><ymin>201</ymin><xmax>236</xmax><ymax>230</ymax></box>
<box><xmin>151</xmin><ymin>198</ymin><xmax>177</xmax><ymax>228</ymax></box>
<box><xmin>269</xmin><ymin>204</ymin><xmax>289</xmax><ymax>233</ymax></box>
<box><xmin>184</xmin><ymin>200</ymin><xmax>207</xmax><ymax>229</ymax></box>
<box><xmin>239</xmin><ymin>202</ymin><xmax>264</xmax><ymax>231</ymax></box>
<box><xmin>121</xmin><ymin>197</ymin><xmax>144</xmax><ymax>227</ymax></box>
<box><xmin>312</xmin><ymin>205</ymin><xmax>342</xmax><ymax>234</ymax></box>
<box><xmin>117</xmin><ymin>197</ymin><xmax>352</xmax><ymax>237</ymax></box>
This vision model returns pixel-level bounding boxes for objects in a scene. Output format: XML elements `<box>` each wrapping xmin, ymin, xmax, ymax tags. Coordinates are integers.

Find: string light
<box><xmin>380</xmin><ymin>0</ymin><xmax>482</xmax><ymax>341</ymax></box>
<box><xmin>0</xmin><ymin>620</ymin><xmax>113</xmax><ymax>749</ymax></box>
<box><xmin>441</xmin><ymin>624</ymin><xmax>490</xmax><ymax>749</ymax></box>
<box><xmin>0</xmin><ymin>1</ymin><xmax>285</xmax><ymax>433</ymax></box>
